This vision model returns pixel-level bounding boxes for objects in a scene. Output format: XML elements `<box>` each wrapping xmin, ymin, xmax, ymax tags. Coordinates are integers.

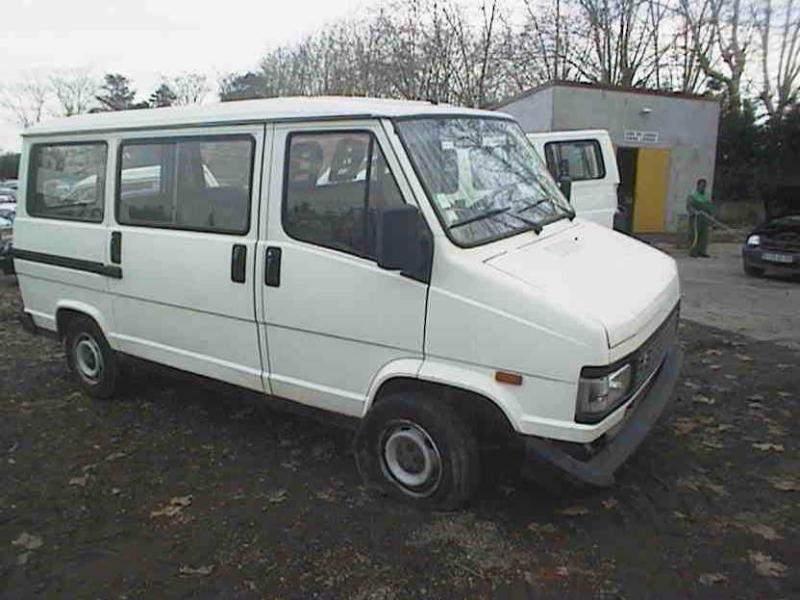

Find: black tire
<box><xmin>355</xmin><ymin>392</ymin><xmax>480</xmax><ymax>510</ymax></box>
<box><xmin>64</xmin><ymin>315</ymin><xmax>119</xmax><ymax>399</ymax></box>
<box><xmin>744</xmin><ymin>263</ymin><xmax>764</xmax><ymax>277</ymax></box>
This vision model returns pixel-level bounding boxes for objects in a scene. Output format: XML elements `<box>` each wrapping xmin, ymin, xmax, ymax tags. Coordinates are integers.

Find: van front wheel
<box><xmin>355</xmin><ymin>392</ymin><xmax>480</xmax><ymax>510</ymax></box>
<box><xmin>64</xmin><ymin>316</ymin><xmax>118</xmax><ymax>399</ymax></box>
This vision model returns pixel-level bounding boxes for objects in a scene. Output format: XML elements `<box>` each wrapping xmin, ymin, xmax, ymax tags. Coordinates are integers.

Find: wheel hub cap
<box><xmin>75</xmin><ymin>334</ymin><xmax>103</xmax><ymax>382</ymax></box>
<box><xmin>381</xmin><ymin>421</ymin><xmax>442</xmax><ymax>496</ymax></box>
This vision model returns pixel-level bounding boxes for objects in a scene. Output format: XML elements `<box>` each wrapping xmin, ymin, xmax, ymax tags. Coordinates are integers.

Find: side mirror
<box><xmin>376</xmin><ymin>205</ymin><xmax>432</xmax><ymax>283</ymax></box>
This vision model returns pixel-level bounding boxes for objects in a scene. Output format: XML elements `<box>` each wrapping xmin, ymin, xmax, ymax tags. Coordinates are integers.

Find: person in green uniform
<box><xmin>687</xmin><ymin>178</ymin><xmax>713</xmax><ymax>257</ymax></box>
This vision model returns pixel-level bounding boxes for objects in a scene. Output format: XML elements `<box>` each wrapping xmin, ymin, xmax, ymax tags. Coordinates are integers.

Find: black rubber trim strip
<box><xmin>12</xmin><ymin>248</ymin><xmax>122</xmax><ymax>279</ymax></box>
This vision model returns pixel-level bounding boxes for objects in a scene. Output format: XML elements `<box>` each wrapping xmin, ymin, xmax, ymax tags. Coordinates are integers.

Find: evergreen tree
<box><xmin>94</xmin><ymin>74</ymin><xmax>137</xmax><ymax>111</ymax></box>
<box><xmin>149</xmin><ymin>83</ymin><xmax>178</xmax><ymax>108</ymax></box>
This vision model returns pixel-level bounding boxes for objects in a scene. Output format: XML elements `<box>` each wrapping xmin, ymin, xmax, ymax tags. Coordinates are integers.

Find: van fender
<box><xmin>362</xmin><ymin>357</ymin><xmax>425</xmax><ymax>417</ymax></box>
<box><xmin>55</xmin><ymin>300</ymin><xmax>116</xmax><ymax>349</ymax></box>
<box><xmin>363</xmin><ymin>356</ymin><xmax>522</xmax><ymax>433</ymax></box>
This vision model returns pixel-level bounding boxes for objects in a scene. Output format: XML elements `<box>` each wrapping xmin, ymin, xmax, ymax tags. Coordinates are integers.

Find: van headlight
<box><xmin>746</xmin><ymin>234</ymin><xmax>760</xmax><ymax>246</ymax></box>
<box><xmin>576</xmin><ymin>363</ymin><xmax>633</xmax><ymax>423</ymax></box>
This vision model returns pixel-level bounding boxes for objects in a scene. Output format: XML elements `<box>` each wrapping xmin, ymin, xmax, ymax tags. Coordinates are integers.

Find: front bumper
<box><xmin>523</xmin><ymin>346</ymin><xmax>683</xmax><ymax>486</ymax></box>
<box><xmin>742</xmin><ymin>246</ymin><xmax>800</xmax><ymax>273</ymax></box>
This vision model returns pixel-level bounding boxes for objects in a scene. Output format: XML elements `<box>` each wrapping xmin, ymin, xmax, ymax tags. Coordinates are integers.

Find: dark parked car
<box><xmin>0</xmin><ymin>207</ymin><xmax>14</xmax><ymax>275</ymax></box>
<box><xmin>742</xmin><ymin>184</ymin><xmax>800</xmax><ymax>277</ymax></box>
<box><xmin>0</xmin><ymin>238</ymin><xmax>13</xmax><ymax>275</ymax></box>
<box><xmin>0</xmin><ymin>187</ymin><xmax>16</xmax><ymax>203</ymax></box>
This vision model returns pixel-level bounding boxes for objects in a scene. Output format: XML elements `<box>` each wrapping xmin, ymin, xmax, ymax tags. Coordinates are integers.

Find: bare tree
<box><xmin>664</xmin><ymin>0</ymin><xmax>718</xmax><ymax>93</ymax></box>
<box><xmin>680</xmin><ymin>0</ymin><xmax>756</xmax><ymax>112</ymax></box>
<box><xmin>757</xmin><ymin>0</ymin><xmax>800</xmax><ymax>119</ymax></box>
<box><xmin>0</xmin><ymin>77</ymin><xmax>50</xmax><ymax>127</ymax></box>
<box><xmin>169</xmin><ymin>73</ymin><xmax>209</xmax><ymax>105</ymax></box>
<box><xmin>568</xmin><ymin>0</ymin><xmax>663</xmax><ymax>87</ymax></box>
<box><xmin>512</xmin><ymin>0</ymin><xmax>578</xmax><ymax>86</ymax></box>
<box><xmin>50</xmin><ymin>69</ymin><xmax>98</xmax><ymax>116</ymax></box>
<box><xmin>443</xmin><ymin>0</ymin><xmax>502</xmax><ymax>106</ymax></box>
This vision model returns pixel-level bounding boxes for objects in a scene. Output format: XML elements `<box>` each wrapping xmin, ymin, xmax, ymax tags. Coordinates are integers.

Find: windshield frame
<box><xmin>392</xmin><ymin>114</ymin><xmax>573</xmax><ymax>249</ymax></box>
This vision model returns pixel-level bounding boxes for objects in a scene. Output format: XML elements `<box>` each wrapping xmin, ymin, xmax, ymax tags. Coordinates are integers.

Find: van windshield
<box><xmin>396</xmin><ymin>117</ymin><xmax>573</xmax><ymax>246</ymax></box>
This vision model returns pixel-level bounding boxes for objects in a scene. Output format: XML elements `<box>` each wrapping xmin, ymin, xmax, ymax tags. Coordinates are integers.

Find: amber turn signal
<box><xmin>495</xmin><ymin>371</ymin><xmax>523</xmax><ymax>385</ymax></box>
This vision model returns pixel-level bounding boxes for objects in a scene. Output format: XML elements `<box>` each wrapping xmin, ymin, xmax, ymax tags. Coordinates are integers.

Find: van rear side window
<box><xmin>27</xmin><ymin>142</ymin><xmax>107</xmax><ymax>222</ymax></box>
<box><xmin>544</xmin><ymin>140</ymin><xmax>605</xmax><ymax>181</ymax></box>
<box><xmin>116</xmin><ymin>136</ymin><xmax>254</xmax><ymax>234</ymax></box>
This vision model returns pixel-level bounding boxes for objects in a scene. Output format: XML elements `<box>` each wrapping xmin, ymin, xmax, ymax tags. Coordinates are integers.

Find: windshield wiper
<box><xmin>448</xmin><ymin>206</ymin><xmax>511</xmax><ymax>229</ymax></box>
<box><xmin>515</xmin><ymin>197</ymin><xmax>576</xmax><ymax>231</ymax></box>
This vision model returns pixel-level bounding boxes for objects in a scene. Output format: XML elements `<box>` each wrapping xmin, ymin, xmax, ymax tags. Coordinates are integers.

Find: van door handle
<box><xmin>265</xmin><ymin>246</ymin><xmax>281</xmax><ymax>287</ymax></box>
<box><xmin>110</xmin><ymin>231</ymin><xmax>122</xmax><ymax>264</ymax></box>
<box><xmin>231</xmin><ymin>244</ymin><xmax>247</xmax><ymax>283</ymax></box>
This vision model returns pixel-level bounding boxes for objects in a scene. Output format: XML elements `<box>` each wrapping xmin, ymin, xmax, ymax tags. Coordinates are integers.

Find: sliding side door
<box><xmin>107</xmin><ymin>125</ymin><xmax>267</xmax><ymax>392</ymax></box>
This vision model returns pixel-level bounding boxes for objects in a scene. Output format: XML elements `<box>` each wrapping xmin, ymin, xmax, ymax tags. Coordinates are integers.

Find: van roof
<box><xmin>24</xmin><ymin>96</ymin><xmax>510</xmax><ymax>137</ymax></box>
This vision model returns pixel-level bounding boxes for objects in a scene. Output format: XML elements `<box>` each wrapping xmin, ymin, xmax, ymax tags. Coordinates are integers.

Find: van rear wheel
<box><xmin>64</xmin><ymin>315</ymin><xmax>118</xmax><ymax>399</ymax></box>
<box><xmin>355</xmin><ymin>392</ymin><xmax>480</xmax><ymax>510</ymax></box>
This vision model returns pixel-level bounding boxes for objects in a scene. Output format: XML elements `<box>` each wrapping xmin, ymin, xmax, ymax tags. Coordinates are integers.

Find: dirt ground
<box><xmin>1</xmin><ymin>272</ymin><xmax>798</xmax><ymax>599</ymax></box>
<box><xmin>669</xmin><ymin>242</ymin><xmax>800</xmax><ymax>351</ymax></box>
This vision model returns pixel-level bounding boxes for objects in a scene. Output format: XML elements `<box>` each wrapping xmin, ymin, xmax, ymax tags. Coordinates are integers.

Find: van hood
<box><xmin>485</xmin><ymin>222</ymin><xmax>679</xmax><ymax>348</ymax></box>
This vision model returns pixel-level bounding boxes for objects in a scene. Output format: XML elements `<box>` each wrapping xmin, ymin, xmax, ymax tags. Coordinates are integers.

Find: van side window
<box><xmin>117</xmin><ymin>136</ymin><xmax>254</xmax><ymax>234</ymax></box>
<box><xmin>27</xmin><ymin>142</ymin><xmax>107</xmax><ymax>222</ymax></box>
<box><xmin>544</xmin><ymin>140</ymin><xmax>605</xmax><ymax>181</ymax></box>
<box><xmin>283</xmin><ymin>132</ymin><xmax>405</xmax><ymax>259</ymax></box>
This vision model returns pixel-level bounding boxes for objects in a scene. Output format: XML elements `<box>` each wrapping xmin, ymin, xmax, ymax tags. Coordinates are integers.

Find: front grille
<box><xmin>762</xmin><ymin>232</ymin><xmax>800</xmax><ymax>253</ymax></box>
<box><xmin>629</xmin><ymin>304</ymin><xmax>679</xmax><ymax>392</ymax></box>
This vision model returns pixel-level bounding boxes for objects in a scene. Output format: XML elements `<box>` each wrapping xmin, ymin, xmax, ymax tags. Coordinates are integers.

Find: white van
<box><xmin>526</xmin><ymin>130</ymin><xmax>620</xmax><ymax>229</ymax></box>
<box><xmin>13</xmin><ymin>98</ymin><xmax>681</xmax><ymax>508</ymax></box>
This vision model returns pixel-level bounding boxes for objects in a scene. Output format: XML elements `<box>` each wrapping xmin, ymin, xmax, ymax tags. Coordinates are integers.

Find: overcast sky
<box><xmin>0</xmin><ymin>0</ymin><xmax>365</xmax><ymax>152</ymax></box>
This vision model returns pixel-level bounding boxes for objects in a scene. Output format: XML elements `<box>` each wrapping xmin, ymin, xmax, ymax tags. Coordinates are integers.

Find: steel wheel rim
<box><xmin>74</xmin><ymin>334</ymin><xmax>103</xmax><ymax>383</ymax></box>
<box><xmin>381</xmin><ymin>420</ymin><xmax>442</xmax><ymax>497</ymax></box>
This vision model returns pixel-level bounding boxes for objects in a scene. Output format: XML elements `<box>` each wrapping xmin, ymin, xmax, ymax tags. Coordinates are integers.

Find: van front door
<box><xmin>107</xmin><ymin>126</ymin><xmax>266</xmax><ymax>391</ymax></box>
<box><xmin>256</xmin><ymin>122</ymin><xmax>427</xmax><ymax>416</ymax></box>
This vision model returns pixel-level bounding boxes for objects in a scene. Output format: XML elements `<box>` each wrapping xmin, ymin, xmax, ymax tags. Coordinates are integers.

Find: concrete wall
<box><xmin>497</xmin><ymin>87</ymin><xmax>554</xmax><ymax>132</ymax></box>
<box><xmin>497</xmin><ymin>85</ymin><xmax>721</xmax><ymax>231</ymax></box>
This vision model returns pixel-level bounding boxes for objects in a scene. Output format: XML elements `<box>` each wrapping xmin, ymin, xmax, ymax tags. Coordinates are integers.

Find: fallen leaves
<box><xmin>698</xmin><ymin>573</ymin><xmax>728</xmax><ymax>586</ymax></box>
<box><xmin>559</xmin><ymin>506</ymin><xmax>589</xmax><ymax>517</ymax></box>
<box><xmin>314</xmin><ymin>488</ymin><xmax>337</xmax><ymax>502</ymax></box>
<box><xmin>769</xmin><ymin>477</ymin><xmax>800</xmax><ymax>492</ymax></box>
<box><xmin>12</xmin><ymin>532</ymin><xmax>43</xmax><ymax>550</ymax></box>
<box><xmin>12</xmin><ymin>532</ymin><xmax>43</xmax><ymax>565</ymax></box>
<box><xmin>744</xmin><ymin>523</ymin><xmax>782</xmax><ymax>541</ymax></box>
<box><xmin>693</xmin><ymin>394</ymin><xmax>716</xmax><ymax>405</ymax></box>
<box><xmin>68</xmin><ymin>473</ymin><xmax>90</xmax><ymax>487</ymax></box>
<box><xmin>752</xmin><ymin>442</ymin><xmax>784</xmax><ymax>453</ymax></box>
<box><xmin>701</xmin><ymin>439</ymin><xmax>725</xmax><ymax>450</ymax></box>
<box><xmin>179</xmin><ymin>564</ymin><xmax>214</xmax><ymax>577</ymax></box>
<box><xmin>266</xmin><ymin>489</ymin><xmax>287</xmax><ymax>505</ymax></box>
<box><xmin>151</xmin><ymin>495</ymin><xmax>192</xmax><ymax>518</ymax></box>
<box><xmin>749</xmin><ymin>552</ymin><xmax>787</xmax><ymax>578</ymax></box>
<box><xmin>672</xmin><ymin>418</ymin><xmax>699</xmax><ymax>435</ymax></box>
<box><xmin>527</xmin><ymin>522</ymin><xmax>558</xmax><ymax>535</ymax></box>
<box><xmin>677</xmin><ymin>476</ymin><xmax>728</xmax><ymax>496</ymax></box>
